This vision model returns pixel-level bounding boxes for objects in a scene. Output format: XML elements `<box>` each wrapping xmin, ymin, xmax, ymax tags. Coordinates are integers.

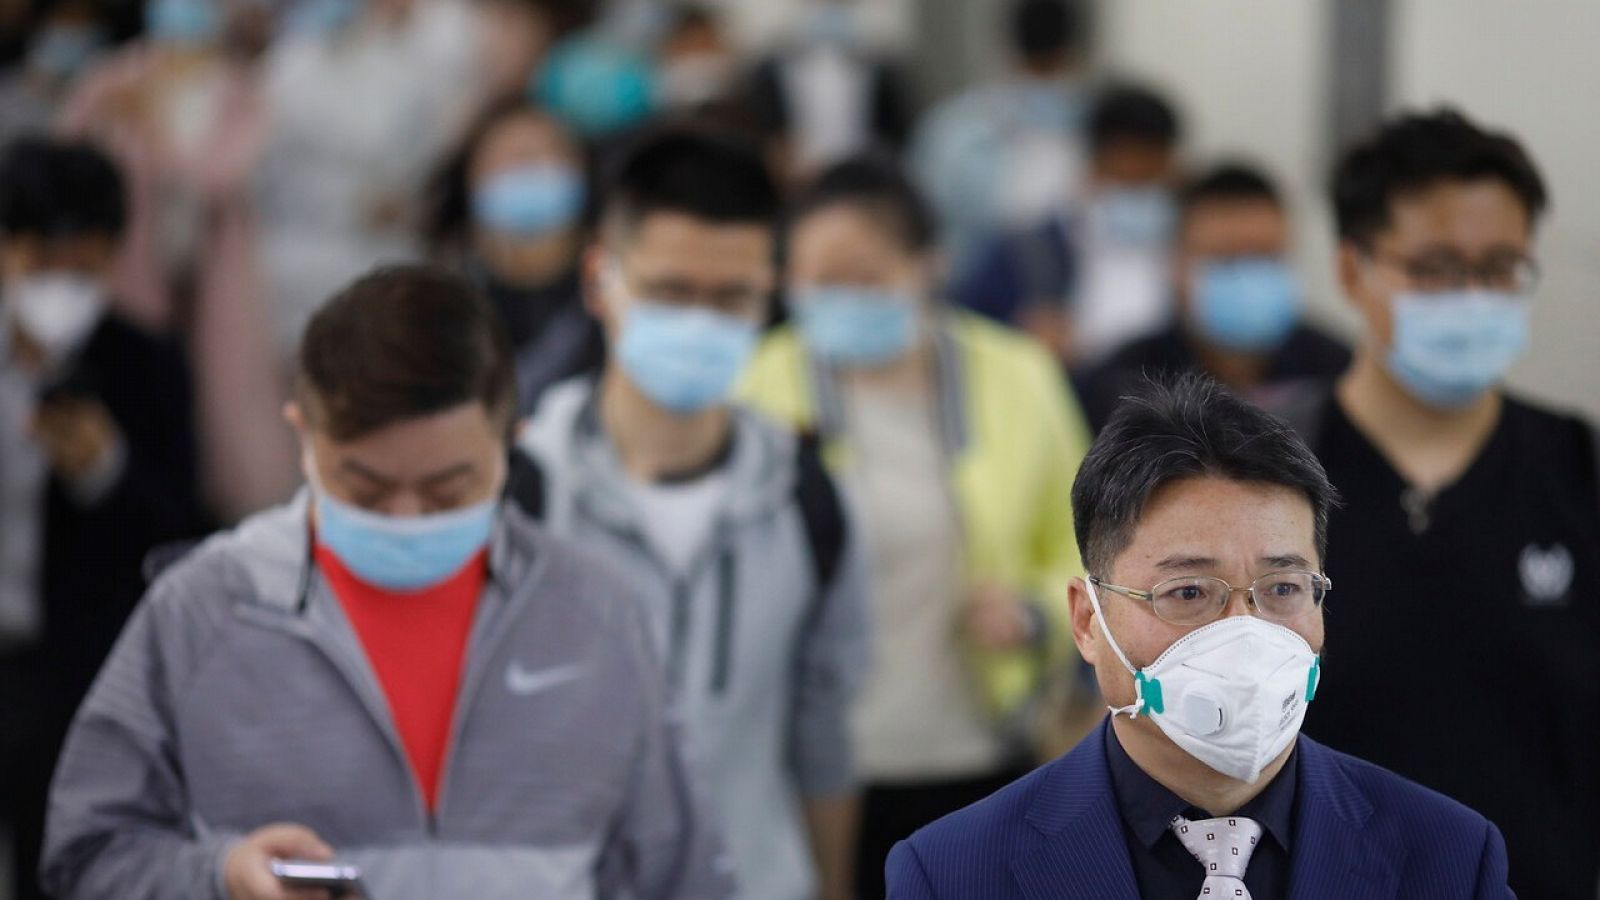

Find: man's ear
<box><xmin>1069</xmin><ymin>576</ymin><xmax>1100</xmax><ymax>668</ymax></box>
<box><xmin>283</xmin><ymin>400</ymin><xmax>305</xmax><ymax>435</ymax></box>
<box><xmin>581</xmin><ymin>243</ymin><xmax>609</xmax><ymax>323</ymax></box>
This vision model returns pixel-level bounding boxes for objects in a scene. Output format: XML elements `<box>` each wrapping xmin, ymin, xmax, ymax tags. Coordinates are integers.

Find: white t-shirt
<box><xmin>625</xmin><ymin>470</ymin><xmax>730</xmax><ymax>577</ymax></box>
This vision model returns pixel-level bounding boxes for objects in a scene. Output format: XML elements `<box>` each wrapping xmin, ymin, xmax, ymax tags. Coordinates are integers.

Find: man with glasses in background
<box><xmin>886</xmin><ymin>375</ymin><xmax>1511</xmax><ymax>898</ymax></box>
<box><xmin>1265</xmin><ymin>108</ymin><xmax>1600</xmax><ymax>898</ymax></box>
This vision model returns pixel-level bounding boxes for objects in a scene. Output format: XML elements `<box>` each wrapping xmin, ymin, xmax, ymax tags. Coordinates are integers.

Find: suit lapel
<box><xmin>1010</xmin><ymin>721</ymin><xmax>1140</xmax><ymax>900</ymax></box>
<box><xmin>1287</xmin><ymin>738</ymin><xmax>1402</xmax><ymax>900</ymax></box>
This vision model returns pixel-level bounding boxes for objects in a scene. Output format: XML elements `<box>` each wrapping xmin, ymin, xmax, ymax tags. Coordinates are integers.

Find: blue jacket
<box><xmin>886</xmin><ymin>719</ymin><xmax>1512</xmax><ymax>899</ymax></box>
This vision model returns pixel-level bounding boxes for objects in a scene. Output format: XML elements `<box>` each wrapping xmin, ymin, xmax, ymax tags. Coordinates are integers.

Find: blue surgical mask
<box><xmin>794</xmin><ymin>285</ymin><xmax>918</xmax><ymax>367</ymax></box>
<box><xmin>1190</xmin><ymin>257</ymin><xmax>1302</xmax><ymax>352</ymax></box>
<box><xmin>1386</xmin><ymin>290</ymin><xmax>1530</xmax><ymax>409</ymax></box>
<box><xmin>28</xmin><ymin>26</ymin><xmax>101</xmax><ymax>79</ymax></box>
<box><xmin>312</xmin><ymin>478</ymin><xmax>499</xmax><ymax>592</ymax></box>
<box><xmin>1100</xmin><ymin>187</ymin><xmax>1176</xmax><ymax>247</ymax></box>
<box><xmin>283</xmin><ymin>0</ymin><xmax>361</xmax><ymax>35</ymax></box>
<box><xmin>617</xmin><ymin>301</ymin><xmax>758</xmax><ymax>414</ymax></box>
<box><xmin>145</xmin><ymin>0</ymin><xmax>221</xmax><ymax>45</ymax></box>
<box><xmin>473</xmin><ymin>164</ymin><xmax>585</xmax><ymax>238</ymax></box>
<box><xmin>805</xmin><ymin>2</ymin><xmax>860</xmax><ymax>49</ymax></box>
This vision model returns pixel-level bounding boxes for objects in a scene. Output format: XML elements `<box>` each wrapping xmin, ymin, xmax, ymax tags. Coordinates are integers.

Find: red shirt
<box><xmin>315</xmin><ymin>543</ymin><xmax>486</xmax><ymax>812</ymax></box>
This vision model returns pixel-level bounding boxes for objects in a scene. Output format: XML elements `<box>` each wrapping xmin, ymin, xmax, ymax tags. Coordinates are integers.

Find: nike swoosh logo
<box><xmin>505</xmin><ymin>661</ymin><xmax>586</xmax><ymax>696</ymax></box>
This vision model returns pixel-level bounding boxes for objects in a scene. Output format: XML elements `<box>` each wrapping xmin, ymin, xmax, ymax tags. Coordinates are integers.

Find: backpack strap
<box><xmin>793</xmin><ymin>434</ymin><xmax>847</xmax><ymax>594</ymax></box>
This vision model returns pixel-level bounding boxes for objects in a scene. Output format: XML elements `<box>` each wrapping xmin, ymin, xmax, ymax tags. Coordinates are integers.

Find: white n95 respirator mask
<box><xmin>1086</xmin><ymin>578</ymin><xmax>1321</xmax><ymax>783</ymax></box>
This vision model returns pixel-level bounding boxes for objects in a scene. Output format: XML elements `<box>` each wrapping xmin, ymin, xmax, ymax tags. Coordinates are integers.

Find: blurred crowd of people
<box><xmin>1</xmin><ymin>0</ymin><xmax>1596</xmax><ymax>897</ymax></box>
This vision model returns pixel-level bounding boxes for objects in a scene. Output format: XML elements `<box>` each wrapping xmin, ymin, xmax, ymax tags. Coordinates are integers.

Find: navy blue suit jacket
<box><xmin>886</xmin><ymin>720</ymin><xmax>1512</xmax><ymax>899</ymax></box>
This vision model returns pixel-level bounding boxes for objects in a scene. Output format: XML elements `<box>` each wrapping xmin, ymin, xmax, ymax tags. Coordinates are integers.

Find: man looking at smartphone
<box><xmin>41</xmin><ymin>265</ymin><xmax>733</xmax><ymax>899</ymax></box>
<box><xmin>0</xmin><ymin>137</ymin><xmax>203</xmax><ymax>900</ymax></box>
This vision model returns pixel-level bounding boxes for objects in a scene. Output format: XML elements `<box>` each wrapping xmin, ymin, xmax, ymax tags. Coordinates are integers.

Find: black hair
<box><xmin>1072</xmin><ymin>373</ymin><xmax>1339</xmax><ymax>576</ymax></box>
<box><xmin>1009</xmin><ymin>0</ymin><xmax>1086</xmax><ymax>61</ymax></box>
<box><xmin>1087</xmin><ymin>83</ymin><xmax>1181</xmax><ymax>154</ymax></box>
<box><xmin>421</xmin><ymin>96</ymin><xmax>588</xmax><ymax>254</ymax></box>
<box><xmin>1179</xmin><ymin>162</ymin><xmax>1282</xmax><ymax>220</ymax></box>
<box><xmin>0</xmin><ymin>137</ymin><xmax>126</xmax><ymax>239</ymax></box>
<box><xmin>786</xmin><ymin>154</ymin><xmax>938</xmax><ymax>253</ymax></box>
<box><xmin>600</xmin><ymin>124</ymin><xmax>779</xmax><ymax>232</ymax></box>
<box><xmin>1332</xmin><ymin>107</ymin><xmax>1547</xmax><ymax>247</ymax></box>
<box><xmin>298</xmin><ymin>264</ymin><xmax>516</xmax><ymax>441</ymax></box>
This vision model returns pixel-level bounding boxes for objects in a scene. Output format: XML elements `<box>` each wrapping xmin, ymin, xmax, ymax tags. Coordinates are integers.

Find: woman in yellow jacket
<box><xmin>738</xmin><ymin>158</ymin><xmax>1094</xmax><ymax>899</ymax></box>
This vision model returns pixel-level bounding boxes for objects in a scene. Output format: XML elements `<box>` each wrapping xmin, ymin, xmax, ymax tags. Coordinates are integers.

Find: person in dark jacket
<box><xmin>1078</xmin><ymin>163</ymin><xmax>1349</xmax><ymax>431</ymax></box>
<box><xmin>0</xmin><ymin>136</ymin><xmax>202</xmax><ymax>900</ymax></box>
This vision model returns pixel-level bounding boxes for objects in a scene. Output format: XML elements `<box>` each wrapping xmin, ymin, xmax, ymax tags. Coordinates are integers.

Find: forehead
<box><xmin>616</xmin><ymin>211</ymin><xmax>773</xmax><ymax>280</ymax></box>
<box><xmin>1112</xmin><ymin>476</ymin><xmax>1317</xmax><ymax>577</ymax></box>
<box><xmin>1179</xmin><ymin>199</ymin><xmax>1287</xmax><ymax>252</ymax></box>
<box><xmin>1378</xmin><ymin>179</ymin><xmax>1531</xmax><ymax>256</ymax></box>
<box><xmin>470</xmin><ymin>113</ymin><xmax>577</xmax><ymax>177</ymax></box>
<box><xmin>790</xmin><ymin>205</ymin><xmax>909</xmax><ymax>262</ymax></box>
<box><xmin>308</xmin><ymin>402</ymin><xmax>503</xmax><ymax>468</ymax></box>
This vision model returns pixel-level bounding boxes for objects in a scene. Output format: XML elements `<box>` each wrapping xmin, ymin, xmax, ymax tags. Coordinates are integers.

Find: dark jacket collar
<box><xmin>1010</xmin><ymin>718</ymin><xmax>1402</xmax><ymax>900</ymax></box>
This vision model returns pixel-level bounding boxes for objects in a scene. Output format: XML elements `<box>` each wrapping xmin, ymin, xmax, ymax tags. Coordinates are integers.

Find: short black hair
<box><xmin>1332</xmin><ymin>107</ymin><xmax>1548</xmax><ymax>247</ymax></box>
<box><xmin>786</xmin><ymin>154</ymin><xmax>938</xmax><ymax>253</ymax></box>
<box><xmin>600</xmin><ymin>125</ymin><xmax>779</xmax><ymax>233</ymax></box>
<box><xmin>0</xmin><ymin>137</ymin><xmax>127</xmax><ymax>239</ymax></box>
<box><xmin>1072</xmin><ymin>374</ymin><xmax>1339</xmax><ymax>576</ymax></box>
<box><xmin>298</xmin><ymin>264</ymin><xmax>516</xmax><ymax>442</ymax></box>
<box><xmin>1009</xmin><ymin>0</ymin><xmax>1086</xmax><ymax>61</ymax></box>
<box><xmin>1179</xmin><ymin>162</ymin><xmax>1282</xmax><ymax>222</ymax></box>
<box><xmin>1087</xmin><ymin>83</ymin><xmax>1181</xmax><ymax>154</ymax></box>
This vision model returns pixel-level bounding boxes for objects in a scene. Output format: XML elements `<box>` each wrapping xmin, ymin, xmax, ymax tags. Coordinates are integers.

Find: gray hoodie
<box><xmin>517</xmin><ymin>382</ymin><xmax>871</xmax><ymax>900</ymax></box>
<box><xmin>41</xmin><ymin>494</ymin><xmax>735</xmax><ymax>900</ymax></box>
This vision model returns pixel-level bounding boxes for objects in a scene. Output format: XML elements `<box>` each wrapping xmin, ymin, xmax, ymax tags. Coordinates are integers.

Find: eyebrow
<box><xmin>1150</xmin><ymin>553</ymin><xmax>1315</xmax><ymax>573</ymax></box>
<box><xmin>339</xmin><ymin>460</ymin><xmax>398</xmax><ymax>490</ymax></box>
<box><xmin>417</xmin><ymin>463</ymin><xmax>477</xmax><ymax>489</ymax></box>
<box><xmin>1154</xmin><ymin>555</ymin><xmax>1219</xmax><ymax>572</ymax></box>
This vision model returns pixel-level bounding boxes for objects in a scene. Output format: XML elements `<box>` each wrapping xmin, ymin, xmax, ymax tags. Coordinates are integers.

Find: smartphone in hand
<box><xmin>269</xmin><ymin>859</ymin><xmax>368</xmax><ymax>898</ymax></box>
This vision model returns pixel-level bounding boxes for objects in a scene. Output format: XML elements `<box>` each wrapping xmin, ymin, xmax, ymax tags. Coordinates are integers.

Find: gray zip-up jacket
<box><xmin>518</xmin><ymin>383</ymin><xmax>871</xmax><ymax>900</ymax></box>
<box><xmin>40</xmin><ymin>494</ymin><xmax>735</xmax><ymax>900</ymax></box>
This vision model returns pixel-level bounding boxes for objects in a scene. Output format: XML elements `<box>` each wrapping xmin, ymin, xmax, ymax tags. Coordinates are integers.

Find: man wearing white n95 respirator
<box><xmin>886</xmin><ymin>374</ymin><xmax>1512</xmax><ymax>899</ymax></box>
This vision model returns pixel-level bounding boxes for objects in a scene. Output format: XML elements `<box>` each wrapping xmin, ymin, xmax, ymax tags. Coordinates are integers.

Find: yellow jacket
<box><xmin>738</xmin><ymin>313</ymin><xmax>1093</xmax><ymax>721</ymax></box>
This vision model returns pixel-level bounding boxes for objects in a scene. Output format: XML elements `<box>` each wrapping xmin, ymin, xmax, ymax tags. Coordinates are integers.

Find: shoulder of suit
<box><xmin>1309</xmin><ymin>739</ymin><xmax>1494</xmax><ymax>836</ymax></box>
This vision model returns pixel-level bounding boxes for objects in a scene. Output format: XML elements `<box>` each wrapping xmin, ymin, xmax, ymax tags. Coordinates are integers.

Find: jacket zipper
<box><xmin>710</xmin><ymin>549</ymin><xmax>737</xmax><ymax>696</ymax></box>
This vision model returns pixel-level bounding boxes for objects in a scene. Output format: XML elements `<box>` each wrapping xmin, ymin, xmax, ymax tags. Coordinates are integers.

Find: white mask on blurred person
<box><xmin>4</xmin><ymin>273</ymin><xmax>106</xmax><ymax>362</ymax></box>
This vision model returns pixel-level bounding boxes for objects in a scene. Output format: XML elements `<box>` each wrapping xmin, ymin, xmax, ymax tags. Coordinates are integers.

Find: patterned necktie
<box><xmin>1169</xmin><ymin>813</ymin><xmax>1262</xmax><ymax>899</ymax></box>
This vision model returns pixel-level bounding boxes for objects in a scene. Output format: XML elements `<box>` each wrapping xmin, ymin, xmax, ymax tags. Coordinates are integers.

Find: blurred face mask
<box><xmin>28</xmin><ymin>25</ymin><xmax>102</xmax><ymax>79</ymax></box>
<box><xmin>307</xmin><ymin>464</ymin><xmax>500</xmax><ymax>592</ymax></box>
<box><xmin>4</xmin><ymin>273</ymin><xmax>106</xmax><ymax>362</ymax></box>
<box><xmin>145</xmin><ymin>0</ymin><xmax>222</xmax><ymax>45</ymax></box>
<box><xmin>616</xmin><ymin>299</ymin><xmax>758</xmax><ymax>415</ymax></box>
<box><xmin>804</xmin><ymin>2</ymin><xmax>860</xmax><ymax>48</ymax></box>
<box><xmin>793</xmin><ymin>285</ymin><xmax>917</xmax><ymax>367</ymax></box>
<box><xmin>472</xmin><ymin>164</ymin><xmax>586</xmax><ymax>238</ymax></box>
<box><xmin>1386</xmin><ymin>290</ymin><xmax>1530</xmax><ymax>410</ymax></box>
<box><xmin>1099</xmin><ymin>187</ymin><xmax>1176</xmax><ymax>247</ymax></box>
<box><xmin>1190</xmin><ymin>257</ymin><xmax>1302</xmax><ymax>353</ymax></box>
<box><xmin>1086</xmin><ymin>579</ymin><xmax>1321</xmax><ymax>784</ymax></box>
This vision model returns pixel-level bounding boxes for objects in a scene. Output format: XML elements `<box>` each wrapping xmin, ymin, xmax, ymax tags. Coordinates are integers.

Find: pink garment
<box><xmin>59</xmin><ymin>45</ymin><xmax>296</xmax><ymax>519</ymax></box>
<box><xmin>56</xmin><ymin>44</ymin><xmax>268</xmax><ymax>332</ymax></box>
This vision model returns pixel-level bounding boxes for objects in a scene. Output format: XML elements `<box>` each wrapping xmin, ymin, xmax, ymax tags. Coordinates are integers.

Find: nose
<box><xmin>385</xmin><ymin>492</ymin><xmax>426</xmax><ymax>517</ymax></box>
<box><xmin>1220</xmin><ymin>586</ymin><xmax>1255</xmax><ymax>620</ymax></box>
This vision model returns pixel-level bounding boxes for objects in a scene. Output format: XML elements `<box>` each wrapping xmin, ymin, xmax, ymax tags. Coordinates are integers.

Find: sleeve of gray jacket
<box><xmin>789</xmin><ymin>497</ymin><xmax>871</xmax><ymax>797</ymax></box>
<box><xmin>40</xmin><ymin>568</ymin><xmax>238</xmax><ymax>900</ymax></box>
<box><xmin>597</xmin><ymin>585</ymin><xmax>738</xmax><ymax>899</ymax></box>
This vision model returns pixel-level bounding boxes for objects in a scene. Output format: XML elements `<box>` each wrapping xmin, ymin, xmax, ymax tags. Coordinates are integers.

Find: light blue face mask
<box><xmin>313</xmin><ymin>479</ymin><xmax>499</xmax><ymax>592</ymax></box>
<box><xmin>533</xmin><ymin>34</ymin><xmax>657</xmax><ymax>138</ymax></box>
<box><xmin>283</xmin><ymin>0</ymin><xmax>361</xmax><ymax>36</ymax></box>
<box><xmin>793</xmin><ymin>285</ymin><xmax>918</xmax><ymax>367</ymax></box>
<box><xmin>1386</xmin><ymin>290</ymin><xmax>1531</xmax><ymax>409</ymax></box>
<box><xmin>1100</xmin><ymin>187</ymin><xmax>1176</xmax><ymax>247</ymax></box>
<box><xmin>145</xmin><ymin>0</ymin><xmax>221</xmax><ymax>45</ymax></box>
<box><xmin>617</xmin><ymin>301</ymin><xmax>758</xmax><ymax>415</ymax></box>
<box><xmin>28</xmin><ymin>26</ymin><xmax>101</xmax><ymax>79</ymax></box>
<box><xmin>473</xmin><ymin>164</ymin><xmax>586</xmax><ymax>238</ymax></box>
<box><xmin>1190</xmin><ymin>257</ymin><xmax>1302</xmax><ymax>353</ymax></box>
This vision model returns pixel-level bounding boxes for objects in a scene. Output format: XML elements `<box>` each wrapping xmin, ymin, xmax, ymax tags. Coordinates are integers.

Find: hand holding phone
<box><xmin>223</xmin><ymin>823</ymin><xmax>345</xmax><ymax>900</ymax></box>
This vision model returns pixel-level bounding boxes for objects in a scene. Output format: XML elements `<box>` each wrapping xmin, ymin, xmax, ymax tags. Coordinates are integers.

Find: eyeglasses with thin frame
<box><xmin>1089</xmin><ymin>570</ymin><xmax>1332</xmax><ymax>627</ymax></box>
<box><xmin>1366</xmin><ymin>250</ymin><xmax>1539</xmax><ymax>294</ymax></box>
